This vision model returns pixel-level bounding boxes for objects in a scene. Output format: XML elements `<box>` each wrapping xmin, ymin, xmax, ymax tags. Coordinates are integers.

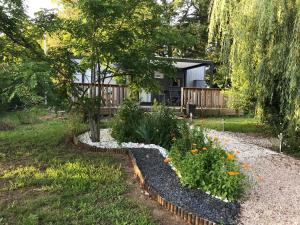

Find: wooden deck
<box><xmin>74</xmin><ymin>83</ymin><xmax>240</xmax><ymax>116</ymax></box>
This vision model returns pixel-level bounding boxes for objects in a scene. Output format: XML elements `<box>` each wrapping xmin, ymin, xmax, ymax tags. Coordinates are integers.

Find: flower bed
<box><xmin>75</xmin><ymin>132</ymin><xmax>240</xmax><ymax>225</ymax></box>
<box><xmin>168</xmin><ymin>128</ymin><xmax>246</xmax><ymax>201</ymax></box>
<box><xmin>111</xmin><ymin>100</ymin><xmax>247</xmax><ymax>202</ymax></box>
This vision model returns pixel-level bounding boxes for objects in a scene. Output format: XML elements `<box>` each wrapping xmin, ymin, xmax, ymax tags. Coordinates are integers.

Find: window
<box><xmin>154</xmin><ymin>72</ymin><xmax>164</xmax><ymax>79</ymax></box>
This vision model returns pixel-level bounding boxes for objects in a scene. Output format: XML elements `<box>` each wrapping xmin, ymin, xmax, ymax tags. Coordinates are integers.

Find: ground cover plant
<box><xmin>168</xmin><ymin>127</ymin><xmax>247</xmax><ymax>201</ymax></box>
<box><xmin>0</xmin><ymin>110</ymin><xmax>157</xmax><ymax>225</ymax></box>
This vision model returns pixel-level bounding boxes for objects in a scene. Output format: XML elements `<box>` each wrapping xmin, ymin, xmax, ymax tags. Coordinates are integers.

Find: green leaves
<box><xmin>169</xmin><ymin>127</ymin><xmax>247</xmax><ymax>201</ymax></box>
<box><xmin>209</xmin><ymin>0</ymin><xmax>300</xmax><ymax>150</ymax></box>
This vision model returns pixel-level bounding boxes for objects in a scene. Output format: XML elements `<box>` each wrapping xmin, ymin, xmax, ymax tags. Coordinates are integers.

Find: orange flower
<box><xmin>226</xmin><ymin>153</ymin><xmax>235</xmax><ymax>161</ymax></box>
<box><xmin>191</xmin><ymin>149</ymin><xmax>199</xmax><ymax>154</ymax></box>
<box><xmin>256</xmin><ymin>175</ymin><xmax>264</xmax><ymax>182</ymax></box>
<box><xmin>192</xmin><ymin>143</ymin><xmax>197</xmax><ymax>147</ymax></box>
<box><xmin>202</xmin><ymin>146</ymin><xmax>208</xmax><ymax>150</ymax></box>
<box><xmin>164</xmin><ymin>157</ymin><xmax>172</xmax><ymax>163</ymax></box>
<box><xmin>242</xmin><ymin>163</ymin><xmax>250</xmax><ymax>170</ymax></box>
<box><xmin>227</xmin><ymin>171</ymin><xmax>240</xmax><ymax>176</ymax></box>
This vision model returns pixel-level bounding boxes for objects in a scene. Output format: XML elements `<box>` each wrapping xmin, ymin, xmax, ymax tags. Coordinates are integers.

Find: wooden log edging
<box><xmin>72</xmin><ymin>136</ymin><xmax>217</xmax><ymax>225</ymax></box>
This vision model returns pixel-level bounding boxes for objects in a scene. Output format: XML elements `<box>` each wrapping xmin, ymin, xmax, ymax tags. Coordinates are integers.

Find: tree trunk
<box><xmin>89</xmin><ymin>45</ymin><xmax>100</xmax><ymax>142</ymax></box>
<box><xmin>88</xmin><ymin>110</ymin><xmax>99</xmax><ymax>142</ymax></box>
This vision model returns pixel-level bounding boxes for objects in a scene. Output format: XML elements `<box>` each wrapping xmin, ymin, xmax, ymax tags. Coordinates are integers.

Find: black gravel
<box><xmin>128</xmin><ymin>148</ymin><xmax>240</xmax><ymax>225</ymax></box>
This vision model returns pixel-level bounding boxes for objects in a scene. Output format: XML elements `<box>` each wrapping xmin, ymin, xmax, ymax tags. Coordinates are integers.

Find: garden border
<box><xmin>73</xmin><ymin>135</ymin><xmax>217</xmax><ymax>225</ymax></box>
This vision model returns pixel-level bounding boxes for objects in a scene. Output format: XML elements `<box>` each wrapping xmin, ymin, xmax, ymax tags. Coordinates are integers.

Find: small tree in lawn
<box><xmin>56</xmin><ymin>0</ymin><xmax>176</xmax><ymax>142</ymax></box>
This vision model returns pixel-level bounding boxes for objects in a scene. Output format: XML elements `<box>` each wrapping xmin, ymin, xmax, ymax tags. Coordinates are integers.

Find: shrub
<box><xmin>111</xmin><ymin>99</ymin><xmax>144</xmax><ymax>143</ymax></box>
<box><xmin>66</xmin><ymin>111</ymin><xmax>87</xmax><ymax>136</ymax></box>
<box><xmin>112</xmin><ymin>100</ymin><xmax>180</xmax><ymax>148</ymax></box>
<box><xmin>169</xmin><ymin>127</ymin><xmax>246</xmax><ymax>201</ymax></box>
<box><xmin>137</xmin><ymin>105</ymin><xmax>179</xmax><ymax>148</ymax></box>
<box><xmin>15</xmin><ymin>108</ymin><xmax>46</xmax><ymax>125</ymax></box>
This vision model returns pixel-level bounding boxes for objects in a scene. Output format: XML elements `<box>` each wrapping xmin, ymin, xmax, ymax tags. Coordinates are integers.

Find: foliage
<box><xmin>208</xmin><ymin>0</ymin><xmax>300</xmax><ymax>150</ymax></box>
<box><xmin>111</xmin><ymin>99</ymin><xmax>144</xmax><ymax>143</ymax></box>
<box><xmin>0</xmin><ymin>107</ymin><xmax>48</xmax><ymax>128</ymax></box>
<box><xmin>157</xmin><ymin>0</ymin><xmax>212</xmax><ymax>58</ymax></box>
<box><xmin>138</xmin><ymin>103</ymin><xmax>180</xmax><ymax>148</ymax></box>
<box><xmin>169</xmin><ymin>127</ymin><xmax>247</xmax><ymax>201</ymax></box>
<box><xmin>0</xmin><ymin>111</ymin><xmax>157</xmax><ymax>225</ymax></box>
<box><xmin>66</xmin><ymin>110</ymin><xmax>87</xmax><ymax>136</ymax></box>
<box><xmin>112</xmin><ymin>100</ymin><xmax>180</xmax><ymax>148</ymax></box>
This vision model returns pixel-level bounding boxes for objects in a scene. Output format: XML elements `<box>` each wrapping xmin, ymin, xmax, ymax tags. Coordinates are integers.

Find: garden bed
<box><xmin>76</xmin><ymin>129</ymin><xmax>240</xmax><ymax>225</ymax></box>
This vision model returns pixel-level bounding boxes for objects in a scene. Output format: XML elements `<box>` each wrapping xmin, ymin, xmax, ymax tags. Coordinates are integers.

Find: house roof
<box><xmin>155</xmin><ymin>57</ymin><xmax>214</xmax><ymax>70</ymax></box>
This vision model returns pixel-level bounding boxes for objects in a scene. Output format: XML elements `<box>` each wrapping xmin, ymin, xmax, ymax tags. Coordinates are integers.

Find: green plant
<box><xmin>0</xmin><ymin>111</ymin><xmax>158</xmax><ymax>225</ymax></box>
<box><xmin>169</xmin><ymin>127</ymin><xmax>247</xmax><ymax>201</ymax></box>
<box><xmin>15</xmin><ymin>107</ymin><xmax>47</xmax><ymax>125</ymax></box>
<box><xmin>66</xmin><ymin>110</ymin><xmax>87</xmax><ymax>136</ymax></box>
<box><xmin>111</xmin><ymin>99</ymin><xmax>144</xmax><ymax>143</ymax></box>
<box><xmin>148</xmin><ymin>104</ymin><xmax>180</xmax><ymax>148</ymax></box>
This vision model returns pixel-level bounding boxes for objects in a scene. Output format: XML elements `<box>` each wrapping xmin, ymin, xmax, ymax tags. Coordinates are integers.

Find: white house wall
<box><xmin>73</xmin><ymin>59</ymin><xmax>117</xmax><ymax>84</ymax></box>
<box><xmin>140</xmin><ymin>90</ymin><xmax>152</xmax><ymax>103</ymax></box>
<box><xmin>185</xmin><ymin>67</ymin><xmax>206</xmax><ymax>87</ymax></box>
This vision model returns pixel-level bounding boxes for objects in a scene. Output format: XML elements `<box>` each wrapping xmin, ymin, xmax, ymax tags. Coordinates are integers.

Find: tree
<box><xmin>209</xmin><ymin>0</ymin><xmax>300</xmax><ymax>149</ymax></box>
<box><xmin>157</xmin><ymin>0</ymin><xmax>212</xmax><ymax>58</ymax></box>
<box><xmin>50</xmin><ymin>0</ymin><xmax>178</xmax><ymax>141</ymax></box>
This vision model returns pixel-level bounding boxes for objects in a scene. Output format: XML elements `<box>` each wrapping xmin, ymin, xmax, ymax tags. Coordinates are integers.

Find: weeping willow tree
<box><xmin>208</xmin><ymin>0</ymin><xmax>300</xmax><ymax>148</ymax></box>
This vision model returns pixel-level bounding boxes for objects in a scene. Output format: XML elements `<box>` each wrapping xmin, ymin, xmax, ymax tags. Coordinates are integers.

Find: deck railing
<box><xmin>74</xmin><ymin>83</ymin><xmax>129</xmax><ymax>107</ymax></box>
<box><xmin>181</xmin><ymin>87</ymin><xmax>227</xmax><ymax>109</ymax></box>
<box><xmin>73</xmin><ymin>84</ymin><xmax>227</xmax><ymax>109</ymax></box>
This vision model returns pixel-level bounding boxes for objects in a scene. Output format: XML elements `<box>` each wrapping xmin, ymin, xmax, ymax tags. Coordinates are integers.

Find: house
<box><xmin>73</xmin><ymin>57</ymin><xmax>215</xmax><ymax>107</ymax></box>
<box><xmin>140</xmin><ymin>57</ymin><xmax>215</xmax><ymax>106</ymax></box>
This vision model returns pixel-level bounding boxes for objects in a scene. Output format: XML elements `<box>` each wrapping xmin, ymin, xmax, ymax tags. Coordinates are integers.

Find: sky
<box><xmin>25</xmin><ymin>0</ymin><xmax>58</xmax><ymax>17</ymax></box>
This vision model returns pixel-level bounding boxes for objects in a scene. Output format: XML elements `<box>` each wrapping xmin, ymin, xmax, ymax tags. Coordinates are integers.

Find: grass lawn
<box><xmin>193</xmin><ymin>116</ymin><xmax>273</xmax><ymax>136</ymax></box>
<box><xmin>0</xmin><ymin>112</ymin><xmax>157</xmax><ymax>225</ymax></box>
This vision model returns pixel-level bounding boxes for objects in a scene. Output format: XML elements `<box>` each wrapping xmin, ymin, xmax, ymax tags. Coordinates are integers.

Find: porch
<box><xmin>73</xmin><ymin>83</ymin><xmax>242</xmax><ymax>116</ymax></box>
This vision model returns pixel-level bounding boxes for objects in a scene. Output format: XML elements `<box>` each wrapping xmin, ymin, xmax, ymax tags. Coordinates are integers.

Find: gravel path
<box><xmin>207</xmin><ymin>130</ymin><xmax>300</xmax><ymax>225</ymax></box>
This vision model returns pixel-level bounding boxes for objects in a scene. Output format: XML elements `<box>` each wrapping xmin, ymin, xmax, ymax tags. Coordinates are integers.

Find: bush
<box><xmin>169</xmin><ymin>127</ymin><xmax>246</xmax><ymax>201</ymax></box>
<box><xmin>111</xmin><ymin>99</ymin><xmax>144</xmax><ymax>143</ymax></box>
<box><xmin>15</xmin><ymin>108</ymin><xmax>46</xmax><ymax>125</ymax></box>
<box><xmin>66</xmin><ymin>111</ymin><xmax>87</xmax><ymax>136</ymax></box>
<box><xmin>137</xmin><ymin>104</ymin><xmax>180</xmax><ymax>148</ymax></box>
<box><xmin>112</xmin><ymin>100</ymin><xmax>180</xmax><ymax>148</ymax></box>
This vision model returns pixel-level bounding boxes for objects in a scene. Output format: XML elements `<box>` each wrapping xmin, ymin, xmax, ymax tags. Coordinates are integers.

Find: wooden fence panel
<box><xmin>74</xmin><ymin>83</ymin><xmax>129</xmax><ymax>107</ymax></box>
<box><xmin>181</xmin><ymin>88</ymin><xmax>226</xmax><ymax>109</ymax></box>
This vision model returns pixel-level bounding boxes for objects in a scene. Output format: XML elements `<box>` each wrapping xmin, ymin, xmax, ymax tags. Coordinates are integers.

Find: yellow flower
<box><xmin>227</xmin><ymin>171</ymin><xmax>240</xmax><ymax>176</ymax></box>
<box><xmin>192</xmin><ymin>143</ymin><xmax>197</xmax><ymax>147</ymax></box>
<box><xmin>191</xmin><ymin>149</ymin><xmax>199</xmax><ymax>154</ymax></box>
<box><xmin>164</xmin><ymin>157</ymin><xmax>172</xmax><ymax>163</ymax></box>
<box><xmin>226</xmin><ymin>153</ymin><xmax>235</xmax><ymax>161</ymax></box>
<box><xmin>202</xmin><ymin>146</ymin><xmax>208</xmax><ymax>150</ymax></box>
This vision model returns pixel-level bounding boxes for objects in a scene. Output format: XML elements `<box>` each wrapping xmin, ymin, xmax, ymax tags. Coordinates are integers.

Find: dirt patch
<box><xmin>118</xmin><ymin>154</ymin><xmax>187</xmax><ymax>225</ymax></box>
<box><xmin>39</xmin><ymin>113</ymin><xmax>59</xmax><ymax>121</ymax></box>
<box><xmin>0</xmin><ymin>122</ymin><xmax>15</xmax><ymax>131</ymax></box>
